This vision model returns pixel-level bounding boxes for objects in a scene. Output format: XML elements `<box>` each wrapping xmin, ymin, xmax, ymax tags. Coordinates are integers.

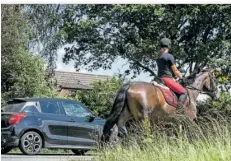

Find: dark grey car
<box><xmin>1</xmin><ymin>98</ymin><xmax>105</xmax><ymax>155</ymax></box>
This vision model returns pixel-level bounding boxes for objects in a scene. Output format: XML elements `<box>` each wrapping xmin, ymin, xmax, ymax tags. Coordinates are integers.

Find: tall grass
<box><xmin>95</xmin><ymin>113</ymin><xmax>231</xmax><ymax>161</ymax></box>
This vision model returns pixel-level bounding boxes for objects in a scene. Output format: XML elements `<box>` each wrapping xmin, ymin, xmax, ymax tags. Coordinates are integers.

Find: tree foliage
<box><xmin>69</xmin><ymin>77</ymin><xmax>124</xmax><ymax>119</ymax></box>
<box><xmin>24</xmin><ymin>4</ymin><xmax>68</xmax><ymax>74</ymax></box>
<box><xmin>1</xmin><ymin>5</ymin><xmax>57</xmax><ymax>105</ymax></box>
<box><xmin>50</xmin><ymin>4</ymin><xmax>230</xmax><ymax>80</ymax></box>
<box><xmin>13</xmin><ymin>5</ymin><xmax>230</xmax><ymax>81</ymax></box>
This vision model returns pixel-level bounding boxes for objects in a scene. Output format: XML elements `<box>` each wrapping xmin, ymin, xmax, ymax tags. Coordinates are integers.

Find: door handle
<box><xmin>68</xmin><ymin>119</ymin><xmax>76</xmax><ymax>123</ymax></box>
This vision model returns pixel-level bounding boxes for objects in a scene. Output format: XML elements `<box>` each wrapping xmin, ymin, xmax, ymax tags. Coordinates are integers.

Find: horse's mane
<box><xmin>185</xmin><ymin>74</ymin><xmax>196</xmax><ymax>86</ymax></box>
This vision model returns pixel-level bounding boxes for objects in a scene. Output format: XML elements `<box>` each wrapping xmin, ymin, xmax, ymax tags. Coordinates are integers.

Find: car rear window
<box><xmin>21</xmin><ymin>105</ymin><xmax>39</xmax><ymax>113</ymax></box>
<box><xmin>1</xmin><ymin>102</ymin><xmax>26</xmax><ymax>112</ymax></box>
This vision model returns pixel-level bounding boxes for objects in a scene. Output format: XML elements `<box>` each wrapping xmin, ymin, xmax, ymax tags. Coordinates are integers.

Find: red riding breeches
<box><xmin>161</xmin><ymin>77</ymin><xmax>187</xmax><ymax>94</ymax></box>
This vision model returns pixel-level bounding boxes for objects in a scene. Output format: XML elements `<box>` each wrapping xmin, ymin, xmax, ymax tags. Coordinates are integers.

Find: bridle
<box><xmin>186</xmin><ymin>71</ymin><xmax>218</xmax><ymax>95</ymax></box>
<box><xmin>186</xmin><ymin>86</ymin><xmax>215</xmax><ymax>95</ymax></box>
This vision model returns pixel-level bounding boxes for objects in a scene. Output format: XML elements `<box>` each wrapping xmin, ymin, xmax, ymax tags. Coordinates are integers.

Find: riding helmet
<box><xmin>160</xmin><ymin>38</ymin><xmax>171</xmax><ymax>48</ymax></box>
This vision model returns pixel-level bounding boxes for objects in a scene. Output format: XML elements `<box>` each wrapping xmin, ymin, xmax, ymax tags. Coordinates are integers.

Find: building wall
<box><xmin>59</xmin><ymin>89</ymin><xmax>71</xmax><ymax>96</ymax></box>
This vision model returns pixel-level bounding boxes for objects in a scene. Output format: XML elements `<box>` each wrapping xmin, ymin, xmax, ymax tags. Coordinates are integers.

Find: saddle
<box><xmin>152</xmin><ymin>77</ymin><xmax>188</xmax><ymax>108</ymax></box>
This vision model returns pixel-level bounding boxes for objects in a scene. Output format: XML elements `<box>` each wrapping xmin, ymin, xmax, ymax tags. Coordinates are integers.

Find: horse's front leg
<box><xmin>184</xmin><ymin>104</ymin><xmax>197</xmax><ymax>121</ymax></box>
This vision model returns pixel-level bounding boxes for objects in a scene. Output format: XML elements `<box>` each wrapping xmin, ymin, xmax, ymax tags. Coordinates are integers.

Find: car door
<box><xmin>36</xmin><ymin>101</ymin><xmax>69</xmax><ymax>146</ymax></box>
<box><xmin>60</xmin><ymin>101</ymin><xmax>99</xmax><ymax>147</ymax></box>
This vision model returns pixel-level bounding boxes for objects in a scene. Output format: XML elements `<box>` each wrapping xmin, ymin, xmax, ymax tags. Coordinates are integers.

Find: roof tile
<box><xmin>54</xmin><ymin>71</ymin><xmax>112</xmax><ymax>90</ymax></box>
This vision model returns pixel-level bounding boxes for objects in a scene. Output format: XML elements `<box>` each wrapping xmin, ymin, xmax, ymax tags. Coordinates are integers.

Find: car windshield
<box><xmin>62</xmin><ymin>102</ymin><xmax>91</xmax><ymax>117</ymax></box>
<box><xmin>1</xmin><ymin>102</ymin><xmax>26</xmax><ymax>112</ymax></box>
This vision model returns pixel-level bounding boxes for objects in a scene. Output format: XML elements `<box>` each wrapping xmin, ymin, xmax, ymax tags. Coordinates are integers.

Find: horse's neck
<box><xmin>188</xmin><ymin>73</ymin><xmax>207</xmax><ymax>102</ymax></box>
<box><xmin>188</xmin><ymin>88</ymin><xmax>200</xmax><ymax>103</ymax></box>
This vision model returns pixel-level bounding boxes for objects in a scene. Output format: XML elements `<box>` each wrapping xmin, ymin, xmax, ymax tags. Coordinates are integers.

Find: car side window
<box><xmin>61</xmin><ymin>102</ymin><xmax>90</xmax><ymax>117</ymax></box>
<box><xmin>40</xmin><ymin>101</ymin><xmax>61</xmax><ymax>115</ymax></box>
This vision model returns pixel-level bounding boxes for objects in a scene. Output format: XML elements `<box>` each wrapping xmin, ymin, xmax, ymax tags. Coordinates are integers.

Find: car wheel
<box><xmin>1</xmin><ymin>146</ymin><xmax>13</xmax><ymax>154</ymax></box>
<box><xmin>71</xmin><ymin>149</ymin><xmax>87</xmax><ymax>155</ymax></box>
<box><xmin>19</xmin><ymin>131</ymin><xmax>42</xmax><ymax>155</ymax></box>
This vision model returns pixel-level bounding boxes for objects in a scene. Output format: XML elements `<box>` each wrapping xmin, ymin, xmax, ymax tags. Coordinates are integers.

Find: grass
<box><xmin>95</xmin><ymin>113</ymin><xmax>231</xmax><ymax>161</ymax></box>
<box><xmin>96</xmin><ymin>133</ymin><xmax>231</xmax><ymax>161</ymax></box>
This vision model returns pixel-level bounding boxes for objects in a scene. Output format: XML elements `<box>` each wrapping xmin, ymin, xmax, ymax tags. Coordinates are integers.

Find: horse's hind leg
<box><xmin>102</xmin><ymin>118</ymin><xmax>117</xmax><ymax>142</ymax></box>
<box><xmin>109</xmin><ymin>124</ymin><xmax>119</xmax><ymax>143</ymax></box>
<box><xmin>102</xmin><ymin>106</ymin><xmax>131</xmax><ymax>144</ymax></box>
<box><xmin>117</xmin><ymin>106</ymin><xmax>131</xmax><ymax>137</ymax></box>
<box><xmin>127</xmin><ymin>92</ymin><xmax>153</xmax><ymax>134</ymax></box>
<box><xmin>101</xmin><ymin>106</ymin><xmax>131</xmax><ymax>142</ymax></box>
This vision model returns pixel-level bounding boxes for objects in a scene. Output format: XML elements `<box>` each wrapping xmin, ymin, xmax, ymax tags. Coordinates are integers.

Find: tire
<box><xmin>71</xmin><ymin>149</ymin><xmax>88</xmax><ymax>155</ymax></box>
<box><xmin>1</xmin><ymin>146</ymin><xmax>13</xmax><ymax>154</ymax></box>
<box><xmin>19</xmin><ymin>131</ymin><xmax>42</xmax><ymax>155</ymax></box>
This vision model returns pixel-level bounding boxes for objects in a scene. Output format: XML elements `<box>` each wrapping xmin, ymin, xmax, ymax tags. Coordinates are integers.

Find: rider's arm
<box><xmin>168</xmin><ymin>54</ymin><xmax>182</xmax><ymax>79</ymax></box>
<box><xmin>171</xmin><ymin>65</ymin><xmax>182</xmax><ymax>79</ymax></box>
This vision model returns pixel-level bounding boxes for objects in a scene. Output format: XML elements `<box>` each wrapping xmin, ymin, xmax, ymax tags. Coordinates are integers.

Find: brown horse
<box><xmin>101</xmin><ymin>69</ymin><xmax>220</xmax><ymax>141</ymax></box>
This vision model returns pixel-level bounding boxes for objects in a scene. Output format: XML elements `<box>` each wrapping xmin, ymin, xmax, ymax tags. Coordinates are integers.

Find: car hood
<box><xmin>93</xmin><ymin>118</ymin><xmax>105</xmax><ymax>126</ymax></box>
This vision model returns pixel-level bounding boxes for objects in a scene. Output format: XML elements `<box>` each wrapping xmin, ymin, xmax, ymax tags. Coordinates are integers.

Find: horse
<box><xmin>101</xmin><ymin>68</ymin><xmax>220</xmax><ymax>142</ymax></box>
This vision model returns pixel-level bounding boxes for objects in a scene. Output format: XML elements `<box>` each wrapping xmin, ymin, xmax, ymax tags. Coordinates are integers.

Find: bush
<box><xmin>68</xmin><ymin>77</ymin><xmax>124</xmax><ymax>119</ymax></box>
<box><xmin>197</xmin><ymin>92</ymin><xmax>231</xmax><ymax>118</ymax></box>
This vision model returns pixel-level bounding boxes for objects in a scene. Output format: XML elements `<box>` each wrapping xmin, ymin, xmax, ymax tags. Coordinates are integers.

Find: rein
<box><xmin>186</xmin><ymin>85</ymin><xmax>216</xmax><ymax>95</ymax></box>
<box><xmin>186</xmin><ymin>86</ymin><xmax>209</xmax><ymax>94</ymax></box>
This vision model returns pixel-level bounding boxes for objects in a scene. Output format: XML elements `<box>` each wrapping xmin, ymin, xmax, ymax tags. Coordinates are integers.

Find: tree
<box><xmin>24</xmin><ymin>4</ymin><xmax>69</xmax><ymax>75</ymax></box>
<box><xmin>14</xmin><ymin>5</ymin><xmax>230</xmax><ymax>81</ymax></box>
<box><xmin>1</xmin><ymin>5</ymin><xmax>57</xmax><ymax>105</ymax></box>
<box><xmin>54</xmin><ymin>4</ymin><xmax>230</xmax><ymax>80</ymax></box>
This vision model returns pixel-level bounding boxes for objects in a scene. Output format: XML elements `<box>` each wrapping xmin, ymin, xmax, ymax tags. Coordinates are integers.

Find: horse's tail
<box><xmin>101</xmin><ymin>83</ymin><xmax>130</xmax><ymax>141</ymax></box>
<box><xmin>107</xmin><ymin>83</ymin><xmax>130</xmax><ymax>121</ymax></box>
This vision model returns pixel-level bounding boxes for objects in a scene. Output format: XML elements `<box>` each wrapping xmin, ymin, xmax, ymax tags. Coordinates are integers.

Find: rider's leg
<box><xmin>178</xmin><ymin>93</ymin><xmax>188</xmax><ymax>112</ymax></box>
<box><xmin>161</xmin><ymin>77</ymin><xmax>188</xmax><ymax>111</ymax></box>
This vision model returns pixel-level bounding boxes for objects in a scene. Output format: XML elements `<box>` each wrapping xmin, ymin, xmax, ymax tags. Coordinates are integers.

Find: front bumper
<box><xmin>1</xmin><ymin>129</ymin><xmax>19</xmax><ymax>148</ymax></box>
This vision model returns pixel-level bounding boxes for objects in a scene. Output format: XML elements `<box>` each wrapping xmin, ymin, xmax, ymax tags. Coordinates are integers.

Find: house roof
<box><xmin>53</xmin><ymin>71</ymin><xmax>112</xmax><ymax>90</ymax></box>
<box><xmin>59</xmin><ymin>82</ymin><xmax>92</xmax><ymax>90</ymax></box>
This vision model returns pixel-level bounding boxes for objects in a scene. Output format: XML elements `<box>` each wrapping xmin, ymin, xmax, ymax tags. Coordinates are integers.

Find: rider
<box><xmin>156</xmin><ymin>38</ymin><xmax>188</xmax><ymax>112</ymax></box>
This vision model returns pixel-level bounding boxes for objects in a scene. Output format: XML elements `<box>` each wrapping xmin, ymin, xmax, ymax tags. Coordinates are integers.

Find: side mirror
<box><xmin>86</xmin><ymin>114</ymin><xmax>95</xmax><ymax>122</ymax></box>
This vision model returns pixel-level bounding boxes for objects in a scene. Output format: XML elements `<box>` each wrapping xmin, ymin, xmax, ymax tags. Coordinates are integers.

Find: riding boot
<box><xmin>177</xmin><ymin>93</ymin><xmax>188</xmax><ymax>114</ymax></box>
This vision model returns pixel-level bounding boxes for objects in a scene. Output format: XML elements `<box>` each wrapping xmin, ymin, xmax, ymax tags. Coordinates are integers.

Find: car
<box><xmin>1</xmin><ymin>97</ymin><xmax>105</xmax><ymax>155</ymax></box>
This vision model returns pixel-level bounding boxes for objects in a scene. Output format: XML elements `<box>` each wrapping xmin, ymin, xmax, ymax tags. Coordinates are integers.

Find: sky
<box><xmin>56</xmin><ymin>46</ymin><xmax>154</xmax><ymax>82</ymax></box>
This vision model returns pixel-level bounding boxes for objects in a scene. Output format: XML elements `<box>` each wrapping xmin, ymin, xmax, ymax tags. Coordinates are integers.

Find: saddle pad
<box><xmin>152</xmin><ymin>82</ymin><xmax>178</xmax><ymax>107</ymax></box>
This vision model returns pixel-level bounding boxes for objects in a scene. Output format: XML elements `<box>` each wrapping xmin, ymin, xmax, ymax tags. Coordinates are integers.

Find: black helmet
<box><xmin>160</xmin><ymin>38</ymin><xmax>171</xmax><ymax>48</ymax></box>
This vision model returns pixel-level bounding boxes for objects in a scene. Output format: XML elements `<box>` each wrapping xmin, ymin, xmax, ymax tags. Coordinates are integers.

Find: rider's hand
<box><xmin>178</xmin><ymin>78</ymin><xmax>185</xmax><ymax>84</ymax></box>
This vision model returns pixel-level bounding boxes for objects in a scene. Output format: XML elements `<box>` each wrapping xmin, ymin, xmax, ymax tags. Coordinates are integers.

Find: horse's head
<box><xmin>200</xmin><ymin>69</ymin><xmax>220</xmax><ymax>100</ymax></box>
<box><xmin>186</xmin><ymin>68</ymin><xmax>220</xmax><ymax>100</ymax></box>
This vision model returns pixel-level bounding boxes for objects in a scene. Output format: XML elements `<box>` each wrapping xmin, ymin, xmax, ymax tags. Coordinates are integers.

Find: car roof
<box><xmin>8</xmin><ymin>97</ymin><xmax>78</xmax><ymax>103</ymax></box>
<box><xmin>7</xmin><ymin>97</ymin><xmax>93</xmax><ymax>114</ymax></box>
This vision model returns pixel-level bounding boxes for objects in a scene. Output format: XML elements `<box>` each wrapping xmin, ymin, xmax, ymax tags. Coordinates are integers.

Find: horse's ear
<box><xmin>210</xmin><ymin>69</ymin><xmax>215</xmax><ymax>73</ymax></box>
<box><xmin>192</xmin><ymin>66</ymin><xmax>199</xmax><ymax>75</ymax></box>
<box><xmin>197</xmin><ymin>67</ymin><xmax>201</xmax><ymax>74</ymax></box>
